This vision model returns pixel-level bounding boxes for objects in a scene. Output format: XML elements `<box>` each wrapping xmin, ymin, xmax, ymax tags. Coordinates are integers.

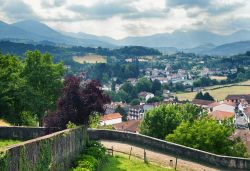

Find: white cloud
<box><xmin>0</xmin><ymin>0</ymin><xmax>250</xmax><ymax>39</ymax></box>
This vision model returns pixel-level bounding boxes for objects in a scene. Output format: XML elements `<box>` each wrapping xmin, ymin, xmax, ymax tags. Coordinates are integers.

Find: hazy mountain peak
<box><xmin>12</xmin><ymin>20</ymin><xmax>61</xmax><ymax>38</ymax></box>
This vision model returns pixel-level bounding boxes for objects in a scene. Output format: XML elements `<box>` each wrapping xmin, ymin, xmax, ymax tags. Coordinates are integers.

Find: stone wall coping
<box><xmin>88</xmin><ymin>128</ymin><xmax>250</xmax><ymax>160</ymax></box>
<box><xmin>1</xmin><ymin>126</ymin><xmax>83</xmax><ymax>151</ymax></box>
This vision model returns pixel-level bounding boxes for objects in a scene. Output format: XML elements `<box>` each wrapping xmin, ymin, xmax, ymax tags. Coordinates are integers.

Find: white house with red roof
<box><xmin>100</xmin><ymin>113</ymin><xmax>122</xmax><ymax>126</ymax></box>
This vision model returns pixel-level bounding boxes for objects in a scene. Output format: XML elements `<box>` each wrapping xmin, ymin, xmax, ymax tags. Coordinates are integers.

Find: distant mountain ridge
<box><xmin>1</xmin><ymin>20</ymin><xmax>250</xmax><ymax>55</ymax></box>
<box><xmin>0</xmin><ymin>20</ymin><xmax>115</xmax><ymax>48</ymax></box>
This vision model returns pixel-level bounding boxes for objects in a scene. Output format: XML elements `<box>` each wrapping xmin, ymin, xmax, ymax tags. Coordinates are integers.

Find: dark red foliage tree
<box><xmin>44</xmin><ymin>76</ymin><xmax>110</xmax><ymax>128</ymax></box>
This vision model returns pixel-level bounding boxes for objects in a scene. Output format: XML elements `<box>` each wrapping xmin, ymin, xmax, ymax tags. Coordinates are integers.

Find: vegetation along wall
<box><xmin>0</xmin><ymin>126</ymin><xmax>87</xmax><ymax>171</ymax></box>
<box><xmin>88</xmin><ymin>129</ymin><xmax>250</xmax><ymax>170</ymax></box>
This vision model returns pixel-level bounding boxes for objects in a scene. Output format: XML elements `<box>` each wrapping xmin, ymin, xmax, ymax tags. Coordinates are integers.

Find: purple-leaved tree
<box><xmin>44</xmin><ymin>76</ymin><xmax>110</xmax><ymax>128</ymax></box>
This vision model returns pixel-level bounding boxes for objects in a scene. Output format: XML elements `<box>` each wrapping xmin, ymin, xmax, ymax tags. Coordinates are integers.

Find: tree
<box><xmin>166</xmin><ymin>118</ymin><xmax>248</xmax><ymax>157</ymax></box>
<box><xmin>44</xmin><ymin>76</ymin><xmax>110</xmax><ymax>128</ymax></box>
<box><xmin>111</xmin><ymin>81</ymin><xmax>116</xmax><ymax>91</ymax></box>
<box><xmin>130</xmin><ymin>99</ymin><xmax>140</xmax><ymax>106</ymax></box>
<box><xmin>194</xmin><ymin>92</ymin><xmax>215</xmax><ymax>101</ymax></box>
<box><xmin>147</xmin><ymin>96</ymin><xmax>161</xmax><ymax>103</ymax></box>
<box><xmin>23</xmin><ymin>51</ymin><xmax>65</xmax><ymax>125</ymax></box>
<box><xmin>140</xmin><ymin>103</ymin><xmax>204</xmax><ymax>139</ymax></box>
<box><xmin>195</xmin><ymin>92</ymin><xmax>203</xmax><ymax>99</ymax></box>
<box><xmin>0</xmin><ymin>54</ymin><xmax>36</xmax><ymax>125</ymax></box>
<box><xmin>203</xmin><ymin>92</ymin><xmax>215</xmax><ymax>101</ymax></box>
<box><xmin>135</xmin><ymin>78</ymin><xmax>152</xmax><ymax>93</ymax></box>
<box><xmin>151</xmin><ymin>79</ymin><xmax>162</xmax><ymax>94</ymax></box>
<box><xmin>115</xmin><ymin>105</ymin><xmax>127</xmax><ymax>121</ymax></box>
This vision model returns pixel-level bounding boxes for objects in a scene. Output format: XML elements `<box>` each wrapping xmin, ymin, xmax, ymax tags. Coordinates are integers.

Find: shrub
<box><xmin>85</xmin><ymin>147</ymin><xmax>106</xmax><ymax>160</ymax></box>
<box><xmin>72</xmin><ymin>167</ymin><xmax>90</xmax><ymax>171</ymax></box>
<box><xmin>71</xmin><ymin>141</ymin><xmax>107</xmax><ymax>171</ymax></box>
<box><xmin>75</xmin><ymin>155</ymin><xmax>98</xmax><ymax>171</ymax></box>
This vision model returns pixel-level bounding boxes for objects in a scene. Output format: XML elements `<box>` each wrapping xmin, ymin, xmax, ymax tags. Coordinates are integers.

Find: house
<box><xmin>105</xmin><ymin>102</ymin><xmax>129</xmax><ymax>114</ymax></box>
<box><xmin>128</xmin><ymin>105</ymin><xmax>144</xmax><ymax>120</ymax></box>
<box><xmin>100</xmin><ymin>113</ymin><xmax>122</xmax><ymax>126</ymax></box>
<box><xmin>225</xmin><ymin>94</ymin><xmax>250</xmax><ymax>105</ymax></box>
<box><xmin>209</xmin><ymin>110</ymin><xmax>234</xmax><ymax>121</ymax></box>
<box><xmin>138</xmin><ymin>92</ymin><xmax>154</xmax><ymax>101</ymax></box>
<box><xmin>113</xmin><ymin>120</ymin><xmax>141</xmax><ymax>133</ymax></box>
<box><xmin>208</xmin><ymin>102</ymin><xmax>236</xmax><ymax>113</ymax></box>
<box><xmin>127</xmin><ymin>78</ymin><xmax>138</xmax><ymax>86</ymax></box>
<box><xmin>191</xmin><ymin>99</ymin><xmax>215</xmax><ymax>110</ymax></box>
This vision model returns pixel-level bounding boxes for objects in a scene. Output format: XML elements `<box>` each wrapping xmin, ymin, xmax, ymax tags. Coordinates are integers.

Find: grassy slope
<box><xmin>0</xmin><ymin>119</ymin><xmax>11</xmax><ymax>126</ymax></box>
<box><xmin>101</xmin><ymin>154</ymin><xmax>173</xmax><ymax>171</ymax></box>
<box><xmin>0</xmin><ymin>139</ymin><xmax>21</xmax><ymax>149</ymax></box>
<box><xmin>176</xmin><ymin>80</ymin><xmax>250</xmax><ymax>101</ymax></box>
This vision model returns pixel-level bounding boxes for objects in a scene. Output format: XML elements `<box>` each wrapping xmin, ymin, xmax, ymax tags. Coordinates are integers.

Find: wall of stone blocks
<box><xmin>0</xmin><ymin>126</ymin><xmax>87</xmax><ymax>171</ymax></box>
<box><xmin>88</xmin><ymin>129</ymin><xmax>250</xmax><ymax>170</ymax></box>
<box><xmin>0</xmin><ymin>126</ymin><xmax>60</xmax><ymax>140</ymax></box>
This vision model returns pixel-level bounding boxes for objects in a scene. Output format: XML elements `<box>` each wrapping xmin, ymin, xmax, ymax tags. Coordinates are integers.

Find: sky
<box><xmin>0</xmin><ymin>0</ymin><xmax>250</xmax><ymax>39</ymax></box>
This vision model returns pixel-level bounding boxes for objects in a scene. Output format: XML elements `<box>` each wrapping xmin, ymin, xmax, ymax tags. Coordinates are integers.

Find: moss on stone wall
<box><xmin>0</xmin><ymin>150</ymin><xmax>9</xmax><ymax>171</ymax></box>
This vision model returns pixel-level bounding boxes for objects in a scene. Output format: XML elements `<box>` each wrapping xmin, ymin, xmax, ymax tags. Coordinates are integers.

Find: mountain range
<box><xmin>1</xmin><ymin>20</ymin><xmax>250</xmax><ymax>55</ymax></box>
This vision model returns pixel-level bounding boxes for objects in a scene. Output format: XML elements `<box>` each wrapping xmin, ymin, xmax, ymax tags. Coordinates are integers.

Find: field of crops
<box><xmin>209</xmin><ymin>76</ymin><xmax>227</xmax><ymax>80</ymax></box>
<box><xmin>73</xmin><ymin>54</ymin><xmax>107</xmax><ymax>64</ymax></box>
<box><xmin>176</xmin><ymin>80</ymin><xmax>250</xmax><ymax>101</ymax></box>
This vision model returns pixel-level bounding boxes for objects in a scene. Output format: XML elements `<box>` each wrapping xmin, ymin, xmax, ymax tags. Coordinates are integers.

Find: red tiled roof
<box><xmin>113</xmin><ymin>120</ymin><xmax>141</xmax><ymax>133</ymax></box>
<box><xmin>209</xmin><ymin>110</ymin><xmax>234</xmax><ymax>120</ymax></box>
<box><xmin>192</xmin><ymin>99</ymin><xmax>214</xmax><ymax>106</ymax></box>
<box><xmin>209</xmin><ymin>102</ymin><xmax>236</xmax><ymax>107</ymax></box>
<box><xmin>225</xmin><ymin>94</ymin><xmax>250</xmax><ymax>102</ymax></box>
<box><xmin>101</xmin><ymin>113</ymin><xmax>122</xmax><ymax>121</ymax></box>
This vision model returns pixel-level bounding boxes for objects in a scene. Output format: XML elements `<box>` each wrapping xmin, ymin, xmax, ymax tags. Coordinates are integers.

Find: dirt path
<box><xmin>101</xmin><ymin>140</ymin><xmax>221</xmax><ymax>171</ymax></box>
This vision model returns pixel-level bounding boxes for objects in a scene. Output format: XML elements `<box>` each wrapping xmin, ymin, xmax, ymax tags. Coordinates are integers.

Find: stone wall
<box><xmin>0</xmin><ymin>127</ymin><xmax>87</xmax><ymax>171</ymax></box>
<box><xmin>88</xmin><ymin>129</ymin><xmax>250</xmax><ymax>170</ymax></box>
<box><xmin>0</xmin><ymin>126</ymin><xmax>60</xmax><ymax>140</ymax></box>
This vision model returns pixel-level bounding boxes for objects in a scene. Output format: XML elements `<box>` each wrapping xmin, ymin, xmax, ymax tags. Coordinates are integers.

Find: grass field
<box><xmin>0</xmin><ymin>139</ymin><xmax>21</xmax><ymax>149</ymax></box>
<box><xmin>73</xmin><ymin>54</ymin><xmax>107</xmax><ymax>64</ymax></box>
<box><xmin>0</xmin><ymin>119</ymin><xmax>10</xmax><ymax>126</ymax></box>
<box><xmin>101</xmin><ymin>154</ymin><xmax>173</xmax><ymax>171</ymax></box>
<box><xmin>177</xmin><ymin>85</ymin><xmax>250</xmax><ymax>101</ymax></box>
<box><xmin>209</xmin><ymin>76</ymin><xmax>227</xmax><ymax>81</ymax></box>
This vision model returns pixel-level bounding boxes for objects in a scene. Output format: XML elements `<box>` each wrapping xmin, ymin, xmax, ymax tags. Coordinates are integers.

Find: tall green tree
<box><xmin>140</xmin><ymin>103</ymin><xmax>204</xmax><ymax>139</ymax></box>
<box><xmin>166</xmin><ymin>118</ymin><xmax>248</xmax><ymax>157</ymax></box>
<box><xmin>135</xmin><ymin>78</ymin><xmax>152</xmax><ymax>93</ymax></box>
<box><xmin>115</xmin><ymin>105</ymin><xmax>127</xmax><ymax>121</ymax></box>
<box><xmin>151</xmin><ymin>79</ymin><xmax>162</xmax><ymax>94</ymax></box>
<box><xmin>0</xmin><ymin>54</ymin><xmax>34</xmax><ymax>125</ymax></box>
<box><xmin>23</xmin><ymin>51</ymin><xmax>65</xmax><ymax>125</ymax></box>
<box><xmin>194</xmin><ymin>92</ymin><xmax>215</xmax><ymax>101</ymax></box>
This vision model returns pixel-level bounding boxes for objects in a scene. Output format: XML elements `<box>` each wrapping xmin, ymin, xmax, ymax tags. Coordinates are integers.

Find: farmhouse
<box><xmin>138</xmin><ymin>91</ymin><xmax>154</xmax><ymax>101</ymax></box>
<box><xmin>113</xmin><ymin>120</ymin><xmax>141</xmax><ymax>133</ymax></box>
<box><xmin>208</xmin><ymin>102</ymin><xmax>236</xmax><ymax>113</ymax></box>
<box><xmin>100</xmin><ymin>113</ymin><xmax>122</xmax><ymax>126</ymax></box>
<box><xmin>209</xmin><ymin>110</ymin><xmax>234</xmax><ymax>121</ymax></box>
<box><xmin>128</xmin><ymin>105</ymin><xmax>144</xmax><ymax>120</ymax></box>
<box><xmin>192</xmin><ymin>99</ymin><xmax>214</xmax><ymax>110</ymax></box>
<box><xmin>225</xmin><ymin>94</ymin><xmax>250</xmax><ymax>104</ymax></box>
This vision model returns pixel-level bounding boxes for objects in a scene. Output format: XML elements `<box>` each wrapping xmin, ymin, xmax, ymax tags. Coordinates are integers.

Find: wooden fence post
<box><xmin>175</xmin><ymin>157</ymin><xmax>178</xmax><ymax>170</ymax></box>
<box><xmin>129</xmin><ymin>147</ymin><xmax>132</xmax><ymax>160</ymax></box>
<box><xmin>144</xmin><ymin>149</ymin><xmax>147</xmax><ymax>163</ymax></box>
<box><xmin>112</xmin><ymin>146</ymin><xmax>114</xmax><ymax>156</ymax></box>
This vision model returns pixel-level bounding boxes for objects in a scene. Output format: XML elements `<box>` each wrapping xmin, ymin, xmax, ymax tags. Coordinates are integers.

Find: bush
<box><xmin>85</xmin><ymin>147</ymin><xmax>106</xmax><ymax>160</ymax></box>
<box><xmin>71</xmin><ymin>141</ymin><xmax>107</xmax><ymax>171</ymax></box>
<box><xmin>72</xmin><ymin>167</ymin><xmax>90</xmax><ymax>171</ymax></box>
<box><xmin>75</xmin><ymin>155</ymin><xmax>98</xmax><ymax>171</ymax></box>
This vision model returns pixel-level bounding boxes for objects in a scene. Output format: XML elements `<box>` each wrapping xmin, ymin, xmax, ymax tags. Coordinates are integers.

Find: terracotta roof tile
<box><xmin>101</xmin><ymin>113</ymin><xmax>122</xmax><ymax>121</ymax></box>
<box><xmin>192</xmin><ymin>99</ymin><xmax>214</xmax><ymax>106</ymax></box>
<box><xmin>113</xmin><ymin>120</ymin><xmax>141</xmax><ymax>133</ymax></box>
<box><xmin>209</xmin><ymin>110</ymin><xmax>234</xmax><ymax>120</ymax></box>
